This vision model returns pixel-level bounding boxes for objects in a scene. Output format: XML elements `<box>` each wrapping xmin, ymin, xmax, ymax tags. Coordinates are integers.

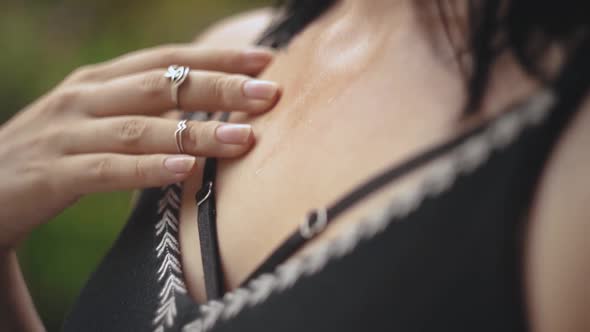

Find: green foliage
<box><xmin>1</xmin><ymin>0</ymin><xmax>270</xmax><ymax>330</ymax></box>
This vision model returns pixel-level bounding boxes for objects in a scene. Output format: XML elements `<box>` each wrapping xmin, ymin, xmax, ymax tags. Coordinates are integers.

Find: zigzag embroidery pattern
<box><xmin>153</xmin><ymin>183</ymin><xmax>188</xmax><ymax>332</ymax></box>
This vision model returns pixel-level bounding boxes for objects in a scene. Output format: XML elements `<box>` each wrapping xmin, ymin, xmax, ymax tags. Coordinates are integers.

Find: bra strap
<box><xmin>195</xmin><ymin>112</ymin><xmax>231</xmax><ymax>300</ymax></box>
<box><xmin>242</xmin><ymin>109</ymin><xmax>493</xmax><ymax>285</ymax></box>
<box><xmin>242</xmin><ymin>38</ymin><xmax>590</xmax><ymax>285</ymax></box>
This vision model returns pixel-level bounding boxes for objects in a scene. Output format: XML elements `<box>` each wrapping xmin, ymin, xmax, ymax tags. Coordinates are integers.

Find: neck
<box><xmin>331</xmin><ymin>0</ymin><xmax>469</xmax><ymax>70</ymax></box>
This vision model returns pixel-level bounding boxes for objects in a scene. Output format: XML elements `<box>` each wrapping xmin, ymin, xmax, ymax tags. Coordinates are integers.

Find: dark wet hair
<box><xmin>257</xmin><ymin>0</ymin><xmax>590</xmax><ymax>116</ymax></box>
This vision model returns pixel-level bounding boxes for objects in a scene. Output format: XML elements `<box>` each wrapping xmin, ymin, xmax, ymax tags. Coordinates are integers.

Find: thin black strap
<box><xmin>196</xmin><ymin>159</ymin><xmax>223</xmax><ymax>300</ymax></box>
<box><xmin>197</xmin><ymin>38</ymin><xmax>590</xmax><ymax>296</ymax></box>
<box><xmin>195</xmin><ymin>112</ymin><xmax>231</xmax><ymax>300</ymax></box>
<box><xmin>242</xmin><ymin>39</ymin><xmax>590</xmax><ymax>285</ymax></box>
<box><xmin>242</xmin><ymin>109</ymin><xmax>493</xmax><ymax>284</ymax></box>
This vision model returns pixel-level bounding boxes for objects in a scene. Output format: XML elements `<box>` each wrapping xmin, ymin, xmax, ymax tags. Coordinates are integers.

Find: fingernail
<box><xmin>164</xmin><ymin>156</ymin><xmax>196</xmax><ymax>173</ymax></box>
<box><xmin>215</xmin><ymin>124</ymin><xmax>252</xmax><ymax>144</ymax></box>
<box><xmin>243</xmin><ymin>80</ymin><xmax>279</xmax><ymax>100</ymax></box>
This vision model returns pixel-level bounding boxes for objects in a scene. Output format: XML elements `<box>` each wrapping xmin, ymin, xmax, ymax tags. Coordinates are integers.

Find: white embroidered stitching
<box><xmin>154</xmin><ymin>183</ymin><xmax>188</xmax><ymax>332</ymax></box>
<box><xmin>182</xmin><ymin>90</ymin><xmax>555</xmax><ymax>332</ymax></box>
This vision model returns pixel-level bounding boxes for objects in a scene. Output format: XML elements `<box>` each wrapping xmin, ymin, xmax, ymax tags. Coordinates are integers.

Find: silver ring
<box><xmin>164</xmin><ymin>65</ymin><xmax>190</xmax><ymax>109</ymax></box>
<box><xmin>174</xmin><ymin>120</ymin><xmax>188</xmax><ymax>154</ymax></box>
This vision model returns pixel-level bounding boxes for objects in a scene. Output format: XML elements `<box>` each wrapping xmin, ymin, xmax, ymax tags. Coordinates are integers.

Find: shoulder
<box><xmin>193</xmin><ymin>8</ymin><xmax>275</xmax><ymax>48</ymax></box>
<box><xmin>525</xmin><ymin>97</ymin><xmax>590</xmax><ymax>331</ymax></box>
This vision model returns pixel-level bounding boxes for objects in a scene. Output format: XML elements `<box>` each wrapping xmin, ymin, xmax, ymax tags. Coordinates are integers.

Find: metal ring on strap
<box><xmin>300</xmin><ymin>208</ymin><xmax>328</xmax><ymax>239</ymax></box>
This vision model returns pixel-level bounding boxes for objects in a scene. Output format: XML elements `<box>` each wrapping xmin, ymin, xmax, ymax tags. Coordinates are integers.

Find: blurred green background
<box><xmin>1</xmin><ymin>0</ymin><xmax>270</xmax><ymax>330</ymax></box>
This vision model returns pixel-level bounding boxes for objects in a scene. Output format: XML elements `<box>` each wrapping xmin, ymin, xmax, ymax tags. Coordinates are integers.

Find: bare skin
<box><xmin>179</xmin><ymin>2</ymin><xmax>590</xmax><ymax>332</ymax></box>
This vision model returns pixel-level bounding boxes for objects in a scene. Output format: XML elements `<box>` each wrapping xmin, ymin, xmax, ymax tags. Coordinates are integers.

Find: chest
<box><xmin>178</xmin><ymin>17</ymin><xmax>469</xmax><ymax>303</ymax></box>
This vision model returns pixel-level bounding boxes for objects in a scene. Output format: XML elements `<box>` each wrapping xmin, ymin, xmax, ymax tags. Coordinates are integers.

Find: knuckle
<box><xmin>158</xmin><ymin>45</ymin><xmax>182</xmax><ymax>63</ymax></box>
<box><xmin>139</xmin><ymin>71</ymin><xmax>168</xmax><ymax>98</ymax></box>
<box><xmin>134</xmin><ymin>158</ymin><xmax>148</xmax><ymax>181</ymax></box>
<box><xmin>89</xmin><ymin>158</ymin><xmax>113</xmax><ymax>183</ymax></box>
<box><xmin>118</xmin><ymin>119</ymin><xmax>147</xmax><ymax>145</ymax></box>
<box><xmin>68</xmin><ymin>65</ymin><xmax>99</xmax><ymax>83</ymax></box>
<box><xmin>43</xmin><ymin>128</ymin><xmax>66</xmax><ymax>152</ymax></box>
<box><xmin>211</xmin><ymin>76</ymin><xmax>235</xmax><ymax>107</ymax></box>
<box><xmin>183</xmin><ymin>121</ymin><xmax>200</xmax><ymax>153</ymax></box>
<box><xmin>47</xmin><ymin>87</ymin><xmax>83</xmax><ymax>114</ymax></box>
<box><xmin>26</xmin><ymin>130</ymin><xmax>50</xmax><ymax>150</ymax></box>
<box><xmin>197</xmin><ymin>121</ymin><xmax>218</xmax><ymax>151</ymax></box>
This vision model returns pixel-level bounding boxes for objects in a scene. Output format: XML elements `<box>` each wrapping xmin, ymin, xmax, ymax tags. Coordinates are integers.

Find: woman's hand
<box><xmin>0</xmin><ymin>45</ymin><xmax>279</xmax><ymax>248</ymax></box>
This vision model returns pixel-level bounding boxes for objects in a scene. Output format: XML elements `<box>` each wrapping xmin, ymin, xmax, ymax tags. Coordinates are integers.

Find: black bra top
<box><xmin>193</xmin><ymin>3</ymin><xmax>590</xmax><ymax>302</ymax></box>
<box><xmin>194</xmin><ymin>93</ymin><xmax>557</xmax><ymax>301</ymax></box>
<box><xmin>61</xmin><ymin>5</ymin><xmax>590</xmax><ymax>332</ymax></box>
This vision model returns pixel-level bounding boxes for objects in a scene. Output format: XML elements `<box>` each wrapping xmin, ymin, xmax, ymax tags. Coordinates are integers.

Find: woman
<box><xmin>5</xmin><ymin>0</ymin><xmax>590</xmax><ymax>331</ymax></box>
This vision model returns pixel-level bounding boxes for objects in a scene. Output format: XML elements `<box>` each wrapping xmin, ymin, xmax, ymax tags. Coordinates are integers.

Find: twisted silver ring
<box><xmin>164</xmin><ymin>65</ymin><xmax>190</xmax><ymax>109</ymax></box>
<box><xmin>174</xmin><ymin>120</ymin><xmax>188</xmax><ymax>154</ymax></box>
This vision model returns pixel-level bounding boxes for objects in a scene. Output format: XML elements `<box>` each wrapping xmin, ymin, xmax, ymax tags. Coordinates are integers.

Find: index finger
<box><xmin>84</xmin><ymin>69</ymin><xmax>281</xmax><ymax>116</ymax></box>
<box><xmin>67</xmin><ymin>45</ymin><xmax>274</xmax><ymax>83</ymax></box>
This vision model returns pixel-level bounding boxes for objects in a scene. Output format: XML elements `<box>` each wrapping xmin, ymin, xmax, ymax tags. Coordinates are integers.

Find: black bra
<box><xmin>189</xmin><ymin>0</ymin><xmax>590</xmax><ymax>304</ymax></box>
<box><xmin>192</xmin><ymin>91</ymin><xmax>554</xmax><ymax>302</ymax></box>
